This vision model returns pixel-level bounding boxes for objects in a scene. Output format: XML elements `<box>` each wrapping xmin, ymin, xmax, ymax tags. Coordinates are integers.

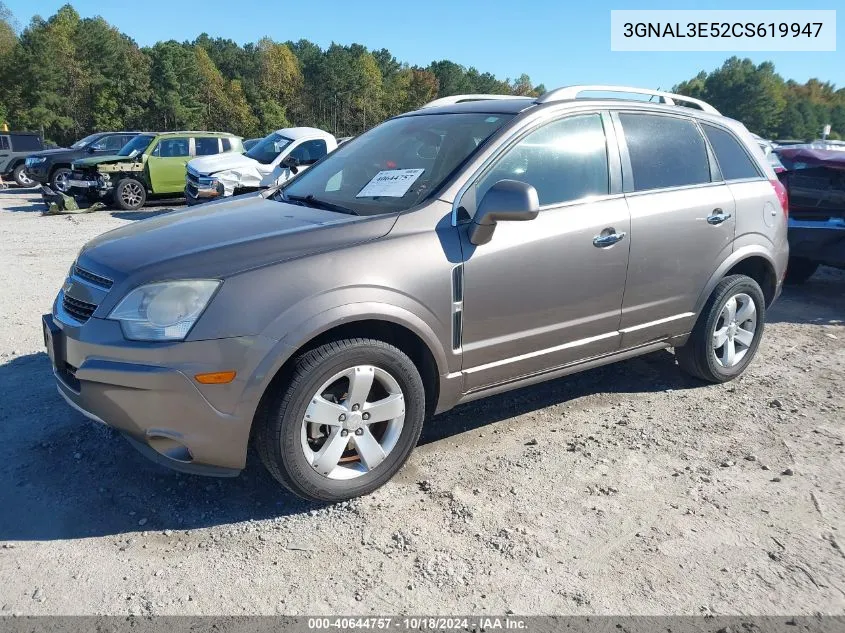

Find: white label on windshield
<box><xmin>356</xmin><ymin>168</ymin><xmax>424</xmax><ymax>198</ymax></box>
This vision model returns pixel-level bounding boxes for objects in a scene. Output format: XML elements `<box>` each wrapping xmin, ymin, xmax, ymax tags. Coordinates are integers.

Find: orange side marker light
<box><xmin>195</xmin><ymin>371</ymin><xmax>237</xmax><ymax>384</ymax></box>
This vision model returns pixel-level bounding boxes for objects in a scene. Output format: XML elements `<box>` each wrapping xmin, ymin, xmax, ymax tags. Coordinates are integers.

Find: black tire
<box><xmin>784</xmin><ymin>257</ymin><xmax>820</xmax><ymax>285</ymax></box>
<box><xmin>675</xmin><ymin>275</ymin><xmax>766</xmax><ymax>383</ymax></box>
<box><xmin>256</xmin><ymin>338</ymin><xmax>426</xmax><ymax>502</ymax></box>
<box><xmin>12</xmin><ymin>164</ymin><xmax>33</xmax><ymax>187</ymax></box>
<box><xmin>49</xmin><ymin>167</ymin><xmax>72</xmax><ymax>193</ymax></box>
<box><xmin>114</xmin><ymin>177</ymin><xmax>146</xmax><ymax>211</ymax></box>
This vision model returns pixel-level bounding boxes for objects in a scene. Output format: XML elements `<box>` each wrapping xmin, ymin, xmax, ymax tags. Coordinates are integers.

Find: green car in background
<box><xmin>68</xmin><ymin>131</ymin><xmax>243</xmax><ymax>210</ymax></box>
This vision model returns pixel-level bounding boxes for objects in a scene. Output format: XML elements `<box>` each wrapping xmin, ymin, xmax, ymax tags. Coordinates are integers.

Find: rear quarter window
<box><xmin>619</xmin><ymin>113</ymin><xmax>710</xmax><ymax>192</ymax></box>
<box><xmin>702</xmin><ymin>124</ymin><xmax>762</xmax><ymax>181</ymax></box>
<box><xmin>0</xmin><ymin>136</ymin><xmax>9</xmax><ymax>150</ymax></box>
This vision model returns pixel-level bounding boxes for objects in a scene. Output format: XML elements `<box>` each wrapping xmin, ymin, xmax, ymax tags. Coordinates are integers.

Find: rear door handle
<box><xmin>593</xmin><ymin>230</ymin><xmax>627</xmax><ymax>248</ymax></box>
<box><xmin>707</xmin><ymin>209</ymin><xmax>732</xmax><ymax>225</ymax></box>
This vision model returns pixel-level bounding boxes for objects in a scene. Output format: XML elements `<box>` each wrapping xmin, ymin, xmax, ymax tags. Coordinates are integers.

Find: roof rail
<box><xmin>536</xmin><ymin>85</ymin><xmax>720</xmax><ymax>115</ymax></box>
<box><xmin>421</xmin><ymin>94</ymin><xmax>527</xmax><ymax>109</ymax></box>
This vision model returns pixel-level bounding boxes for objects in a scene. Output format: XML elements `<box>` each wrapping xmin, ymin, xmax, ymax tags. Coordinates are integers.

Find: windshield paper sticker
<box><xmin>356</xmin><ymin>168</ymin><xmax>424</xmax><ymax>198</ymax></box>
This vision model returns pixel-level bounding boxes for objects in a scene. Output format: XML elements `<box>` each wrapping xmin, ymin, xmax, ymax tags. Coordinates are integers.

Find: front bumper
<box><xmin>788</xmin><ymin>217</ymin><xmax>845</xmax><ymax>268</ymax></box>
<box><xmin>43</xmin><ymin>309</ymin><xmax>276</xmax><ymax>476</ymax></box>
<box><xmin>185</xmin><ymin>183</ymin><xmax>224</xmax><ymax>206</ymax></box>
<box><xmin>25</xmin><ymin>163</ymin><xmax>50</xmax><ymax>184</ymax></box>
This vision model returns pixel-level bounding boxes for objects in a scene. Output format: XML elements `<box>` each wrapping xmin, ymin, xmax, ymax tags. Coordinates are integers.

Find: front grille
<box><xmin>186</xmin><ymin>170</ymin><xmax>200</xmax><ymax>187</ymax></box>
<box><xmin>62</xmin><ymin>294</ymin><xmax>98</xmax><ymax>323</ymax></box>
<box><xmin>74</xmin><ymin>265</ymin><xmax>113</xmax><ymax>289</ymax></box>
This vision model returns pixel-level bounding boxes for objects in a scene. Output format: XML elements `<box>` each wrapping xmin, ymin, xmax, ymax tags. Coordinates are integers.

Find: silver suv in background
<box><xmin>44</xmin><ymin>85</ymin><xmax>789</xmax><ymax>502</ymax></box>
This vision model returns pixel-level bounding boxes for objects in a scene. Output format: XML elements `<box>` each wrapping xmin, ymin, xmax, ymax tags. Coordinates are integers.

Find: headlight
<box><xmin>108</xmin><ymin>280</ymin><xmax>221</xmax><ymax>341</ymax></box>
<box><xmin>26</xmin><ymin>157</ymin><xmax>46</xmax><ymax>166</ymax></box>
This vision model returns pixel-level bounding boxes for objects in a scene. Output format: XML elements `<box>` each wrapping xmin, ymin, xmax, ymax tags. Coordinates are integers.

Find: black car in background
<box><xmin>24</xmin><ymin>131</ymin><xmax>140</xmax><ymax>193</ymax></box>
<box><xmin>776</xmin><ymin>146</ymin><xmax>845</xmax><ymax>283</ymax></box>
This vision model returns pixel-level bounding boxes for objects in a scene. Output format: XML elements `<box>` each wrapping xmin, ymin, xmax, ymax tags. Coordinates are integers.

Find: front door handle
<box><xmin>593</xmin><ymin>229</ymin><xmax>627</xmax><ymax>248</ymax></box>
<box><xmin>707</xmin><ymin>209</ymin><xmax>733</xmax><ymax>225</ymax></box>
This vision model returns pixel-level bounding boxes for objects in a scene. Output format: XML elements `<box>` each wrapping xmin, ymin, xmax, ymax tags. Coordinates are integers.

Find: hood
<box><xmin>73</xmin><ymin>153</ymin><xmax>137</xmax><ymax>168</ymax></box>
<box><xmin>27</xmin><ymin>147</ymin><xmax>70</xmax><ymax>158</ymax></box>
<box><xmin>189</xmin><ymin>152</ymin><xmax>258</xmax><ymax>175</ymax></box>
<box><xmin>77</xmin><ymin>194</ymin><xmax>396</xmax><ymax>296</ymax></box>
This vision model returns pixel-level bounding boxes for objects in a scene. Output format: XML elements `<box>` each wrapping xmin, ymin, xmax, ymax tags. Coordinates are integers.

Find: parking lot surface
<box><xmin>0</xmin><ymin>188</ymin><xmax>842</xmax><ymax>615</ymax></box>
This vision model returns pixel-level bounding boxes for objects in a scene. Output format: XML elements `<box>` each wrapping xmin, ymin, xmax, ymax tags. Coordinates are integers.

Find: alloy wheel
<box><xmin>712</xmin><ymin>292</ymin><xmax>757</xmax><ymax>368</ymax></box>
<box><xmin>53</xmin><ymin>170</ymin><xmax>70</xmax><ymax>192</ymax></box>
<box><xmin>121</xmin><ymin>182</ymin><xmax>143</xmax><ymax>207</ymax></box>
<box><xmin>300</xmin><ymin>365</ymin><xmax>406</xmax><ymax>480</ymax></box>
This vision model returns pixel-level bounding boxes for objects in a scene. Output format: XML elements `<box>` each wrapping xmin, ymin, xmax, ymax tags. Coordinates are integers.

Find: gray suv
<box><xmin>43</xmin><ymin>85</ymin><xmax>789</xmax><ymax>502</ymax></box>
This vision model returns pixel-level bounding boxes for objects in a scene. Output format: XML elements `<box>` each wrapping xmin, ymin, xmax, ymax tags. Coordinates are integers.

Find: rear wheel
<box><xmin>50</xmin><ymin>167</ymin><xmax>72</xmax><ymax>193</ymax></box>
<box><xmin>675</xmin><ymin>275</ymin><xmax>766</xmax><ymax>383</ymax></box>
<box><xmin>785</xmin><ymin>257</ymin><xmax>819</xmax><ymax>285</ymax></box>
<box><xmin>256</xmin><ymin>338</ymin><xmax>425</xmax><ymax>502</ymax></box>
<box><xmin>114</xmin><ymin>178</ymin><xmax>146</xmax><ymax>210</ymax></box>
<box><xmin>12</xmin><ymin>164</ymin><xmax>33</xmax><ymax>187</ymax></box>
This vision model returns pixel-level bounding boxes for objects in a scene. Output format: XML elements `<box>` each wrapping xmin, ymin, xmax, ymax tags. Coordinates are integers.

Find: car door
<box><xmin>147</xmin><ymin>137</ymin><xmax>191</xmax><ymax>193</ymax></box>
<box><xmin>458</xmin><ymin>112</ymin><xmax>631</xmax><ymax>391</ymax></box>
<box><xmin>613</xmin><ymin>111</ymin><xmax>737</xmax><ymax>348</ymax></box>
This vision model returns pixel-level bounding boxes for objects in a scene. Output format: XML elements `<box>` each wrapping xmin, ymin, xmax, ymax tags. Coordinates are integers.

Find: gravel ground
<box><xmin>0</xmin><ymin>187</ymin><xmax>843</xmax><ymax>616</ymax></box>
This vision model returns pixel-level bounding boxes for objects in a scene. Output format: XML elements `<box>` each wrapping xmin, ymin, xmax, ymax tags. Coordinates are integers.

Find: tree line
<box><xmin>0</xmin><ymin>3</ymin><xmax>541</xmax><ymax>145</ymax></box>
<box><xmin>1</xmin><ymin>4</ymin><xmax>842</xmax><ymax>146</ymax></box>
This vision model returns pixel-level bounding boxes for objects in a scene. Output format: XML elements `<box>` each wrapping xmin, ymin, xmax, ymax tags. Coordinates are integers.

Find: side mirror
<box><xmin>468</xmin><ymin>179</ymin><xmax>540</xmax><ymax>245</ymax></box>
<box><xmin>281</xmin><ymin>155</ymin><xmax>299</xmax><ymax>174</ymax></box>
<box><xmin>87</xmin><ymin>146</ymin><xmax>97</xmax><ymax>153</ymax></box>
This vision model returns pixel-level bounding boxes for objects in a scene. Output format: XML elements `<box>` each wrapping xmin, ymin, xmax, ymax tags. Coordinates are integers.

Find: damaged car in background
<box><xmin>185</xmin><ymin>127</ymin><xmax>337</xmax><ymax>205</ymax></box>
<box><xmin>67</xmin><ymin>131</ymin><xmax>243</xmax><ymax>210</ymax></box>
<box><xmin>776</xmin><ymin>146</ymin><xmax>845</xmax><ymax>283</ymax></box>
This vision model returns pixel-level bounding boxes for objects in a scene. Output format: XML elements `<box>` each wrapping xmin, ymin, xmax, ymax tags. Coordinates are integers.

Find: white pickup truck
<box><xmin>185</xmin><ymin>127</ymin><xmax>337</xmax><ymax>205</ymax></box>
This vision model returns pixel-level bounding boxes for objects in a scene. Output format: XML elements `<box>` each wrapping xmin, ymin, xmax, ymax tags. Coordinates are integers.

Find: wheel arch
<box><xmin>48</xmin><ymin>162</ymin><xmax>72</xmax><ymax>177</ymax></box>
<box><xmin>245</xmin><ymin>307</ymin><xmax>450</xmax><ymax>447</ymax></box>
<box><xmin>695</xmin><ymin>247</ymin><xmax>779</xmax><ymax>316</ymax></box>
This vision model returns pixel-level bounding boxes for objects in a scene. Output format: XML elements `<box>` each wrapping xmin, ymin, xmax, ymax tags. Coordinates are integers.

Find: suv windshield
<box><xmin>246</xmin><ymin>133</ymin><xmax>293</xmax><ymax>165</ymax></box>
<box><xmin>282</xmin><ymin>113</ymin><xmax>513</xmax><ymax>216</ymax></box>
<box><xmin>118</xmin><ymin>134</ymin><xmax>155</xmax><ymax>157</ymax></box>
<box><xmin>71</xmin><ymin>134</ymin><xmax>101</xmax><ymax>149</ymax></box>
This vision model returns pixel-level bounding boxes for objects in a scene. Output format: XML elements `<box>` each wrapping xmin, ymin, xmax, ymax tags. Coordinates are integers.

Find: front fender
<box><xmin>234</xmin><ymin>300</ymin><xmax>453</xmax><ymax>431</ymax></box>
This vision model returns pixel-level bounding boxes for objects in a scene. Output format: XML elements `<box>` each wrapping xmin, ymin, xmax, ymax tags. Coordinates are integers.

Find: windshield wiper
<box><xmin>284</xmin><ymin>194</ymin><xmax>358</xmax><ymax>215</ymax></box>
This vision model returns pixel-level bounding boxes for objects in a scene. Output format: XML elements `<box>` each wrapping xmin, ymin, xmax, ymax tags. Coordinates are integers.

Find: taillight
<box><xmin>770</xmin><ymin>178</ymin><xmax>788</xmax><ymax>218</ymax></box>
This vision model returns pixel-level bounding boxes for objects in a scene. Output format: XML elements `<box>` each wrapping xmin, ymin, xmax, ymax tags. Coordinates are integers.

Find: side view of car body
<box><xmin>68</xmin><ymin>131</ymin><xmax>243</xmax><ymax>210</ymax></box>
<box><xmin>185</xmin><ymin>127</ymin><xmax>337</xmax><ymax>205</ymax></box>
<box><xmin>24</xmin><ymin>131</ymin><xmax>141</xmax><ymax>193</ymax></box>
<box><xmin>775</xmin><ymin>146</ymin><xmax>845</xmax><ymax>283</ymax></box>
<box><xmin>45</xmin><ymin>85</ymin><xmax>788</xmax><ymax>502</ymax></box>
<box><xmin>0</xmin><ymin>131</ymin><xmax>43</xmax><ymax>186</ymax></box>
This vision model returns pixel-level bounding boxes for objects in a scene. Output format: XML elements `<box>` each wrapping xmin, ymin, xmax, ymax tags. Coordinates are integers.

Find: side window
<box><xmin>0</xmin><ymin>136</ymin><xmax>9</xmax><ymax>150</ymax></box>
<box><xmin>701</xmin><ymin>124</ymin><xmax>761</xmax><ymax>181</ymax></box>
<box><xmin>155</xmin><ymin>138</ymin><xmax>190</xmax><ymax>158</ymax></box>
<box><xmin>10</xmin><ymin>134</ymin><xmax>41</xmax><ymax>151</ymax></box>
<box><xmin>290</xmin><ymin>139</ymin><xmax>328</xmax><ymax>165</ymax></box>
<box><xmin>477</xmin><ymin>114</ymin><xmax>609</xmax><ymax>207</ymax></box>
<box><xmin>221</xmin><ymin>138</ymin><xmax>232</xmax><ymax>152</ymax></box>
<box><xmin>195</xmin><ymin>137</ymin><xmax>220</xmax><ymax>156</ymax></box>
<box><xmin>618</xmin><ymin>113</ymin><xmax>710</xmax><ymax>191</ymax></box>
<box><xmin>93</xmin><ymin>135</ymin><xmax>126</xmax><ymax>151</ymax></box>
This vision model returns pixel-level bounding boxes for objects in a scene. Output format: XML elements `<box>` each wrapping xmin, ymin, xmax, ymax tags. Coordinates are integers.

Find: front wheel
<box><xmin>50</xmin><ymin>167</ymin><xmax>72</xmax><ymax>193</ymax></box>
<box><xmin>675</xmin><ymin>275</ymin><xmax>766</xmax><ymax>383</ymax></box>
<box><xmin>114</xmin><ymin>178</ymin><xmax>146</xmax><ymax>210</ymax></box>
<box><xmin>256</xmin><ymin>338</ymin><xmax>426</xmax><ymax>502</ymax></box>
<box><xmin>12</xmin><ymin>164</ymin><xmax>33</xmax><ymax>187</ymax></box>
